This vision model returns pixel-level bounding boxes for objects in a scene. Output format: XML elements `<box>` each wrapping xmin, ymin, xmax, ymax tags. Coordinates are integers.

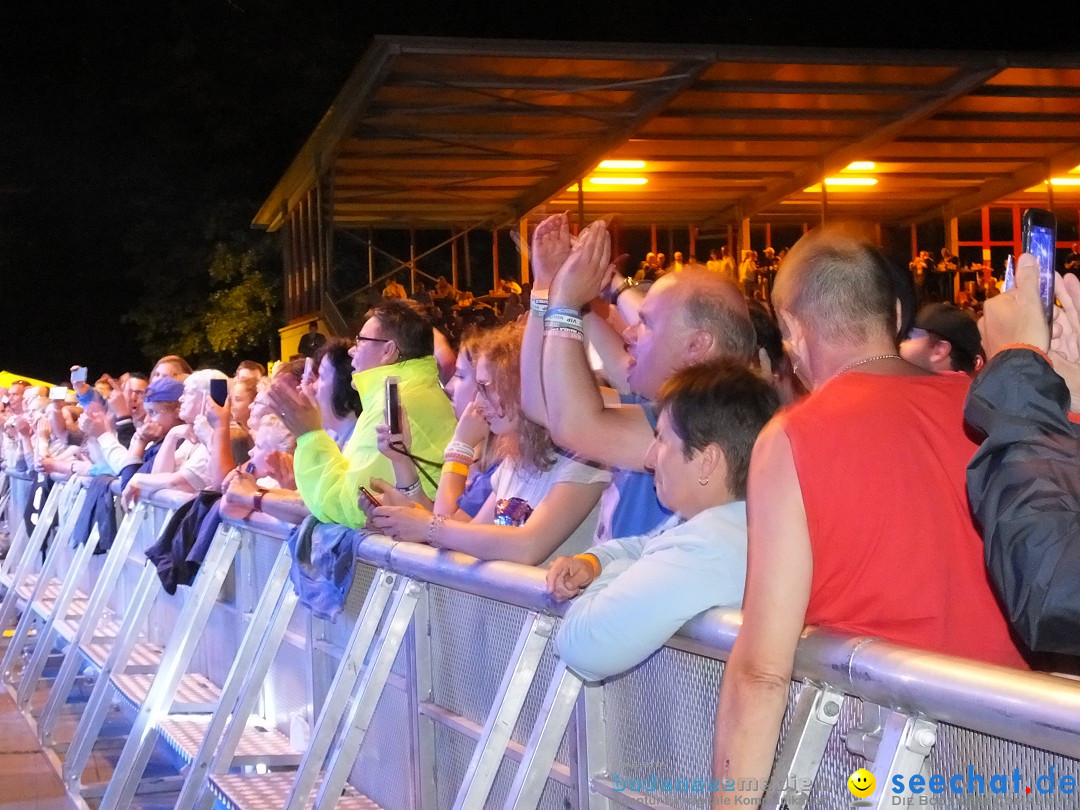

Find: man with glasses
<box><xmin>270</xmin><ymin>300</ymin><xmax>456</xmax><ymax>529</ymax></box>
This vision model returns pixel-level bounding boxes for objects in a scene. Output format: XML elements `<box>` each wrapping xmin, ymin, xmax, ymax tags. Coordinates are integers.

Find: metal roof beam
<box><xmin>908</xmin><ymin>143</ymin><xmax>1080</xmax><ymax>224</ymax></box>
<box><xmin>699</xmin><ymin>61</ymin><xmax>1005</xmax><ymax>226</ymax></box>
<box><xmin>494</xmin><ymin>58</ymin><xmax>716</xmax><ymax>228</ymax></box>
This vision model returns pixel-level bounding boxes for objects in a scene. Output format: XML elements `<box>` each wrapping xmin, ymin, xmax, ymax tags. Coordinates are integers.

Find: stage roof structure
<box><xmin>255</xmin><ymin>36</ymin><xmax>1080</xmax><ymax>232</ymax></box>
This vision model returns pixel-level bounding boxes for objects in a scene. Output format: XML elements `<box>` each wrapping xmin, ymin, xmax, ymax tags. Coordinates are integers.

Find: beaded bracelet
<box><xmin>427</xmin><ymin>514</ymin><xmax>447</xmax><ymax>548</ymax></box>
<box><xmin>444</xmin><ymin>440</ymin><xmax>476</xmax><ymax>462</ymax></box>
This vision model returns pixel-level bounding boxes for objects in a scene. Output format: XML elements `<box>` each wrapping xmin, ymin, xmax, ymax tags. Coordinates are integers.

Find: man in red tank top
<box><xmin>713</xmin><ymin>229</ymin><xmax>1027</xmax><ymax>804</ymax></box>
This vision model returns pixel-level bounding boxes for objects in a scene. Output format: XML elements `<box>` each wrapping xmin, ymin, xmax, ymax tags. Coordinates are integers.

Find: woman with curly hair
<box><xmin>370</xmin><ymin>322</ymin><xmax>609</xmax><ymax>566</ymax></box>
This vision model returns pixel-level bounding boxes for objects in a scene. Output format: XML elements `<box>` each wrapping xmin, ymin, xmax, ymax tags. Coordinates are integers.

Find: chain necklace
<box><xmin>832</xmin><ymin>353</ymin><xmax>901</xmax><ymax>379</ymax></box>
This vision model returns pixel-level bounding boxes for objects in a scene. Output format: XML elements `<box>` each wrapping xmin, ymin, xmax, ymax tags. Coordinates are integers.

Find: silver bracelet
<box><xmin>427</xmin><ymin>514</ymin><xmax>447</xmax><ymax>548</ymax></box>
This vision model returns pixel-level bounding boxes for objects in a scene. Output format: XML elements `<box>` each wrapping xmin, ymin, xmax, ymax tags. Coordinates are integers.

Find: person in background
<box><xmin>900</xmin><ymin>302</ymin><xmax>985</xmax><ymax>376</ymax></box>
<box><xmin>298</xmin><ymin>320</ymin><xmax>327</xmax><ymax>358</ymax></box>
<box><xmin>271</xmin><ymin>299</ymin><xmax>456</xmax><ymax>530</ymax></box>
<box><xmin>549</xmin><ymin>360</ymin><xmax>779</xmax><ymax>681</ymax></box>
<box><xmin>235</xmin><ymin>360</ymin><xmax>266</xmax><ymax>385</ymax></box>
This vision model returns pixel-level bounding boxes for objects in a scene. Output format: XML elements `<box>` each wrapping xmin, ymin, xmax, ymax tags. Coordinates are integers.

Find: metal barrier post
<box><xmin>571</xmin><ymin>681</ymin><xmax>611</xmax><ymax>810</ymax></box>
<box><xmin>408</xmin><ymin>585</ymin><xmax>437</xmax><ymax>810</ymax></box>
<box><xmin>453</xmin><ymin>612</ymin><xmax>554</xmax><ymax>810</ymax></box>
<box><xmin>16</xmin><ymin>523</ymin><xmax>103</xmax><ymax>707</ymax></box>
<box><xmin>98</xmin><ymin>525</ymin><xmax>243</xmax><ymax>809</ymax></box>
<box><xmin>0</xmin><ymin>486</ymin><xmax>86</xmax><ymax>684</ymax></box>
<box><xmin>761</xmin><ymin>683</ymin><xmax>845</xmax><ymax>809</ymax></box>
<box><xmin>38</xmin><ymin>503</ymin><xmax>153</xmax><ymax>745</ymax></box>
<box><xmin>310</xmin><ymin>578</ymin><xmax>423</xmax><ymax>810</ymax></box>
<box><xmin>174</xmin><ymin>541</ymin><xmax>298</xmax><ymax>810</ymax></box>
<box><xmin>502</xmin><ymin>661</ymin><xmax>584</xmax><ymax>809</ymax></box>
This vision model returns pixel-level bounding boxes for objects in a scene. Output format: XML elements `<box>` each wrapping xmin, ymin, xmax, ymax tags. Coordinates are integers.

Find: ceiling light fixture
<box><xmin>598</xmin><ymin>159</ymin><xmax>646</xmax><ymax>170</ymax></box>
<box><xmin>587</xmin><ymin>176</ymin><xmax>649</xmax><ymax>186</ymax></box>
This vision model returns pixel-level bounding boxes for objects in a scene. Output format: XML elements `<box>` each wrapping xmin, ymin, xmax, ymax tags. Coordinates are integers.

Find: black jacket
<box><xmin>965</xmin><ymin>348</ymin><xmax>1080</xmax><ymax>655</ymax></box>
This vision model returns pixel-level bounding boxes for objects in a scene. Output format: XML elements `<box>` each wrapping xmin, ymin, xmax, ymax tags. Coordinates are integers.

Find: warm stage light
<box><xmin>597</xmin><ymin>159</ymin><xmax>646</xmax><ymax>170</ymax></box>
<box><xmin>587</xmin><ymin>176</ymin><xmax>649</xmax><ymax>186</ymax></box>
<box><xmin>842</xmin><ymin>161</ymin><xmax>876</xmax><ymax>172</ymax></box>
<box><xmin>1049</xmin><ymin>177</ymin><xmax>1080</xmax><ymax>186</ymax></box>
<box><xmin>804</xmin><ymin>177</ymin><xmax>879</xmax><ymax>191</ymax></box>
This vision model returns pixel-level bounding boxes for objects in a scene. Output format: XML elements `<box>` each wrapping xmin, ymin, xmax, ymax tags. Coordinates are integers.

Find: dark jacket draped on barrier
<box><xmin>144</xmin><ymin>491</ymin><xmax>224</xmax><ymax>595</ymax></box>
<box><xmin>286</xmin><ymin>516</ymin><xmax>357</xmax><ymax>621</ymax></box>
<box><xmin>69</xmin><ymin>475</ymin><xmax>118</xmax><ymax>551</ymax></box>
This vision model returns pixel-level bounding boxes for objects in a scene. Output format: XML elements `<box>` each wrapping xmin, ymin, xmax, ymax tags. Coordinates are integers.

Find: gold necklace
<box><xmin>832</xmin><ymin>353</ymin><xmax>901</xmax><ymax>379</ymax></box>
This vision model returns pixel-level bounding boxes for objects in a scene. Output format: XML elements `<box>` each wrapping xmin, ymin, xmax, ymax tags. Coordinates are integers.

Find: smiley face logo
<box><xmin>848</xmin><ymin>768</ymin><xmax>876</xmax><ymax>798</ymax></box>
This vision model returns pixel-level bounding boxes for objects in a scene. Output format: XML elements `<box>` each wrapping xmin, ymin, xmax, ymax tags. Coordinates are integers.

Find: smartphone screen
<box><xmin>70</xmin><ymin>366</ymin><xmax>88</xmax><ymax>384</ymax></box>
<box><xmin>385</xmin><ymin>376</ymin><xmax>401</xmax><ymax>434</ymax></box>
<box><xmin>209</xmin><ymin>378</ymin><xmax>229</xmax><ymax>407</ymax></box>
<box><xmin>1022</xmin><ymin>208</ymin><xmax>1057</xmax><ymax>322</ymax></box>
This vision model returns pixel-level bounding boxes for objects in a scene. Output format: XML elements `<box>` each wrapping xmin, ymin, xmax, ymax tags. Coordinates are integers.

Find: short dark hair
<box><xmin>656</xmin><ymin>359</ymin><xmax>780</xmax><ymax>499</ymax></box>
<box><xmin>364</xmin><ymin>299</ymin><xmax>434</xmax><ymax>361</ymax></box>
<box><xmin>126</xmin><ymin>371</ymin><xmax>149</xmax><ymax>382</ymax></box>
<box><xmin>308</xmin><ymin>320</ymin><xmax>319</xmax><ymax>329</ymax></box>
<box><xmin>312</xmin><ymin>338</ymin><xmax>362</xmax><ymax>418</ymax></box>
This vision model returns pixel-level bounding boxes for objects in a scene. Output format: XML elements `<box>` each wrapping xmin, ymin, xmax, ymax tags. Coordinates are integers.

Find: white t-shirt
<box><xmin>489</xmin><ymin>451</ymin><xmax>611</xmax><ymax>564</ymax></box>
<box><xmin>174</xmin><ymin>441</ymin><xmax>211</xmax><ymax>491</ymax></box>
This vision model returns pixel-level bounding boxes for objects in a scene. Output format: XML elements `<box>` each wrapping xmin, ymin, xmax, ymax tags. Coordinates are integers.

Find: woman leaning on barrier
<box><xmin>369</xmin><ymin>322</ymin><xmax>610</xmax><ymax>566</ymax></box>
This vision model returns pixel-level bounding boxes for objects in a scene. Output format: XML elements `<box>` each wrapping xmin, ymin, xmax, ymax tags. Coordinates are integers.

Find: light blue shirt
<box><xmin>555</xmin><ymin>500</ymin><xmax>747</xmax><ymax>682</ymax></box>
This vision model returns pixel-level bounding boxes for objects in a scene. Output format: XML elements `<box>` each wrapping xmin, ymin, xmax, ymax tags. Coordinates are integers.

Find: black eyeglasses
<box><xmin>354</xmin><ymin>335</ymin><xmax>392</xmax><ymax>346</ymax></box>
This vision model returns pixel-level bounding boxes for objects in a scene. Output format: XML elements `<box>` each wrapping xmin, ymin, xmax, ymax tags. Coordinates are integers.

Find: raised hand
<box><xmin>549</xmin><ymin>219</ymin><xmax>612</xmax><ymax>310</ymax></box>
<box><xmin>452</xmin><ymin>400</ymin><xmax>489</xmax><ymax>448</ymax></box>
<box><xmin>266</xmin><ymin>377</ymin><xmax>323</xmax><ymax>438</ymax></box>
<box><xmin>530</xmin><ymin>212</ymin><xmax>572</xmax><ymax>290</ymax></box>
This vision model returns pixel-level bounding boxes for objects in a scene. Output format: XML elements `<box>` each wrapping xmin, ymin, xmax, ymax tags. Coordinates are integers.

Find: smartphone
<box><xmin>384</xmin><ymin>376</ymin><xmax>401</xmax><ymax>435</ymax></box>
<box><xmin>209</xmin><ymin>378</ymin><xmax>229</xmax><ymax>407</ymax></box>
<box><xmin>49</xmin><ymin>386</ymin><xmax>67</xmax><ymax>401</ymax></box>
<box><xmin>70</xmin><ymin>366</ymin><xmax>88</xmax><ymax>384</ymax></box>
<box><xmin>358</xmin><ymin>485</ymin><xmax>381</xmax><ymax>516</ymax></box>
<box><xmin>1021</xmin><ymin>208</ymin><xmax>1057</xmax><ymax>322</ymax></box>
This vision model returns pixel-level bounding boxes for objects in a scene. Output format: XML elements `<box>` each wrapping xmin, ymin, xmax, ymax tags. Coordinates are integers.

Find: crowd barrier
<box><xmin>1</xmin><ymin>465</ymin><xmax>1080</xmax><ymax>810</ymax></box>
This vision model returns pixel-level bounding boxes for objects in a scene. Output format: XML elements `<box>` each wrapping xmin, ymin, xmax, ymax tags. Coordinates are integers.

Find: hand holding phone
<box><xmin>358</xmin><ymin>485</ymin><xmax>381</xmax><ymax>517</ymax></box>
<box><xmin>1021</xmin><ymin>208</ymin><xmax>1057</xmax><ymax>323</ymax></box>
<box><xmin>209</xmin><ymin>377</ymin><xmax>229</xmax><ymax>407</ymax></box>
<box><xmin>70</xmin><ymin>366</ymin><xmax>88</xmax><ymax>385</ymax></box>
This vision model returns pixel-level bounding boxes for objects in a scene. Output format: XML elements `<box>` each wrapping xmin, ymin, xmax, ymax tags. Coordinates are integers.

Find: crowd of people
<box><xmin>2</xmin><ymin>213</ymin><xmax>1078</xmax><ymax>802</ymax></box>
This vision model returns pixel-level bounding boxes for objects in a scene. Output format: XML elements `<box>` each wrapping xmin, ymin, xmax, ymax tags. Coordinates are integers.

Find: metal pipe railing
<box><xmin>7</xmin><ymin>473</ymin><xmax>1080</xmax><ymax>774</ymax></box>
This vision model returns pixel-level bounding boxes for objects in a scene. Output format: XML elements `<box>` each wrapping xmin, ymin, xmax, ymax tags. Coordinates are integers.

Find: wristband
<box><xmin>442</xmin><ymin>461</ymin><xmax>469</xmax><ymax>478</ymax></box>
<box><xmin>545</xmin><ymin>311</ymin><xmax>584</xmax><ymax>331</ymax></box>
<box><xmin>427</xmin><ymin>513</ymin><xmax>447</xmax><ymax>548</ymax></box>
<box><xmin>444</xmin><ymin>440</ymin><xmax>477</xmax><ymax>462</ymax></box>
<box><xmin>253</xmin><ymin>488</ymin><xmax>269</xmax><ymax>513</ymax></box>
<box><xmin>530</xmin><ymin>298</ymin><xmax>549</xmax><ymax>317</ymax></box>
<box><xmin>574</xmin><ymin>553</ymin><xmax>602</xmax><ymax>578</ymax></box>
<box><xmin>545</xmin><ymin>327</ymin><xmax>585</xmax><ymax>342</ymax></box>
<box><xmin>396</xmin><ymin>479</ymin><xmax>424</xmax><ymax>498</ymax></box>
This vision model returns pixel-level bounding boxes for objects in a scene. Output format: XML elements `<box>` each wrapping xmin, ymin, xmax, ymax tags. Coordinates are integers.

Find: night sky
<box><xmin>2</xmin><ymin>1</ymin><xmax>1079</xmax><ymax>383</ymax></box>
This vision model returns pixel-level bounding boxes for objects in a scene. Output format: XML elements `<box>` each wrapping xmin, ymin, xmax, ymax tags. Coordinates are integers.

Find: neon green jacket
<box><xmin>294</xmin><ymin>356</ymin><xmax>456</xmax><ymax>529</ymax></box>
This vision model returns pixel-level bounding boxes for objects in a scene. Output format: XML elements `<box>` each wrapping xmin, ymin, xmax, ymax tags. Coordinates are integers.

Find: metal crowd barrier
<box><xmin>1</xmin><ymin>470</ymin><xmax>1079</xmax><ymax>810</ymax></box>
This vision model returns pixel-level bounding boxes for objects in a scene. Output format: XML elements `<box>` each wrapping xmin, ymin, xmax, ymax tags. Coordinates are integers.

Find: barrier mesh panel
<box><xmin>930</xmin><ymin>723</ymin><xmax>1080</xmax><ymax>810</ymax></box>
<box><xmin>352</xmin><ymin>669</ymin><xmax>415</xmax><ymax>810</ymax></box>
<box><xmin>429</xmin><ymin>585</ymin><xmax>528</xmax><ymax>724</ymax></box>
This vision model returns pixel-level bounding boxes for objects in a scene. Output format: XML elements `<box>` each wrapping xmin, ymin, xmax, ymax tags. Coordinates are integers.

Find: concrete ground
<box><xmin>0</xmin><ymin>690</ymin><xmax>73</xmax><ymax>810</ymax></box>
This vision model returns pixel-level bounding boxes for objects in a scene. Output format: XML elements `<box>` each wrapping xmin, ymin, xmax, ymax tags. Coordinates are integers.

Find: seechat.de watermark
<box><xmin>849</xmin><ymin>765</ymin><xmax>1079</xmax><ymax>807</ymax></box>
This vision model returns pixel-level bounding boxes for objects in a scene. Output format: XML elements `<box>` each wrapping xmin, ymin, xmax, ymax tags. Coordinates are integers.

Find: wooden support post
<box><xmin>367</xmin><ymin>228</ymin><xmax>374</xmax><ymax>287</ymax></box>
<box><xmin>451</xmin><ymin>229</ymin><xmax>459</xmax><ymax>291</ymax></box>
<box><xmin>492</xmin><ymin>230</ymin><xmax>501</xmax><ymax>292</ymax></box>
<box><xmin>409</xmin><ymin>229</ymin><xmax>417</xmax><ymax>295</ymax></box>
<box><xmin>519</xmin><ymin>220</ymin><xmax>530</xmax><ymax>285</ymax></box>
<box><xmin>740</xmin><ymin>218</ymin><xmax>751</xmax><ymax>262</ymax></box>
<box><xmin>650</xmin><ymin>223</ymin><xmax>658</xmax><ymax>254</ymax></box>
<box><xmin>577</xmin><ymin>179</ymin><xmax>585</xmax><ymax>232</ymax></box>
<box><xmin>688</xmin><ymin>224</ymin><xmax>697</xmax><ymax>259</ymax></box>
<box><xmin>820</xmin><ymin>182</ymin><xmax>828</xmax><ymax>226</ymax></box>
<box><xmin>726</xmin><ymin>224</ymin><xmax>734</xmax><ymax>254</ymax></box>
<box><xmin>463</xmin><ymin>230</ymin><xmax>472</xmax><ymax>291</ymax></box>
<box><xmin>980</xmin><ymin>206</ymin><xmax>991</xmax><ymax>264</ymax></box>
<box><xmin>765</xmin><ymin>222</ymin><xmax>772</xmax><ymax>250</ymax></box>
<box><xmin>910</xmin><ymin>222</ymin><xmax>918</xmax><ymax>259</ymax></box>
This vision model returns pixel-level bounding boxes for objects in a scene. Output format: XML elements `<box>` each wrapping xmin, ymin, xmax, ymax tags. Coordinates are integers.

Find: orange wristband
<box><xmin>574</xmin><ymin>553</ymin><xmax>601</xmax><ymax>579</ymax></box>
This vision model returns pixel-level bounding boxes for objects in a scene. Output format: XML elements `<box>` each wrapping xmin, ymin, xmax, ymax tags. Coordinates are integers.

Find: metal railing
<box><xmin>2</xmin><ymin>468</ymin><xmax>1079</xmax><ymax>810</ymax></box>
